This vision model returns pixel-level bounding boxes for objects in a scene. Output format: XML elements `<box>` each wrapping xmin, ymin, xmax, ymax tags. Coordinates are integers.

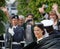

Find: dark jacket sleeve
<box><xmin>23</xmin><ymin>42</ymin><xmax>37</xmax><ymax>49</ymax></box>
<box><xmin>36</xmin><ymin>33</ymin><xmax>60</xmax><ymax>49</ymax></box>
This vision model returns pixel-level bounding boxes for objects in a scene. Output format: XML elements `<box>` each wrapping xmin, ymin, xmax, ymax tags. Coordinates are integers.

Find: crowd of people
<box><xmin>0</xmin><ymin>3</ymin><xmax>60</xmax><ymax>49</ymax></box>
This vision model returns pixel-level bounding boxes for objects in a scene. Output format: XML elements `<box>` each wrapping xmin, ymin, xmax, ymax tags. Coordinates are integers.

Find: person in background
<box><xmin>39</xmin><ymin>3</ymin><xmax>60</xmax><ymax>31</ymax></box>
<box><xmin>8</xmin><ymin>15</ymin><xmax>25</xmax><ymax>49</ymax></box>
<box><xmin>18</xmin><ymin>15</ymin><xmax>26</xmax><ymax>47</ymax></box>
<box><xmin>25</xmin><ymin>14</ymin><xmax>34</xmax><ymax>24</ymax></box>
<box><xmin>49</xmin><ymin>11</ymin><xmax>60</xmax><ymax>31</ymax></box>
<box><xmin>52</xmin><ymin>3</ymin><xmax>60</xmax><ymax>19</ymax></box>
<box><xmin>39</xmin><ymin>4</ymin><xmax>49</xmax><ymax>19</ymax></box>
<box><xmin>8</xmin><ymin>15</ymin><xmax>18</xmax><ymax>49</ymax></box>
<box><xmin>11</xmin><ymin>15</ymin><xmax>18</xmax><ymax>28</ymax></box>
<box><xmin>24</xmin><ymin>14</ymin><xmax>35</xmax><ymax>45</ymax></box>
<box><xmin>18</xmin><ymin>15</ymin><xmax>26</xmax><ymax>31</ymax></box>
<box><xmin>39</xmin><ymin>3</ymin><xmax>60</xmax><ymax>20</ymax></box>
<box><xmin>18</xmin><ymin>15</ymin><xmax>25</xmax><ymax>26</ymax></box>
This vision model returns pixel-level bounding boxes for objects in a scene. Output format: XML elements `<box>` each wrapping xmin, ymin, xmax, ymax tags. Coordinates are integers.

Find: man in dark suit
<box><xmin>8</xmin><ymin>15</ymin><xmax>25</xmax><ymax>49</ymax></box>
<box><xmin>12</xmin><ymin>25</ymin><xmax>25</xmax><ymax>49</ymax></box>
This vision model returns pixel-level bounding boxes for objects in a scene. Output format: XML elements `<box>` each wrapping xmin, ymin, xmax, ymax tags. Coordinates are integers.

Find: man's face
<box><xmin>18</xmin><ymin>18</ymin><xmax>24</xmax><ymax>26</ymax></box>
<box><xmin>27</xmin><ymin>15</ymin><xmax>33</xmax><ymax>20</ymax></box>
<box><xmin>11</xmin><ymin>18</ymin><xmax>18</xmax><ymax>26</ymax></box>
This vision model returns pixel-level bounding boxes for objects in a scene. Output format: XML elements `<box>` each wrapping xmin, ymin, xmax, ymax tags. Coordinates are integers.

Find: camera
<box><xmin>27</xmin><ymin>19</ymin><xmax>33</xmax><ymax>23</ymax></box>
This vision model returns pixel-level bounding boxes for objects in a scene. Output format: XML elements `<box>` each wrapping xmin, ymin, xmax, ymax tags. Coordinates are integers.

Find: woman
<box><xmin>35</xmin><ymin>20</ymin><xmax>60</xmax><ymax>49</ymax></box>
<box><xmin>33</xmin><ymin>23</ymin><xmax>46</xmax><ymax>42</ymax></box>
<box><xmin>25</xmin><ymin>14</ymin><xmax>35</xmax><ymax>45</ymax></box>
<box><xmin>49</xmin><ymin>11</ymin><xmax>60</xmax><ymax>31</ymax></box>
<box><xmin>23</xmin><ymin>23</ymin><xmax>49</xmax><ymax>49</ymax></box>
<box><xmin>23</xmin><ymin>23</ymin><xmax>47</xmax><ymax>49</ymax></box>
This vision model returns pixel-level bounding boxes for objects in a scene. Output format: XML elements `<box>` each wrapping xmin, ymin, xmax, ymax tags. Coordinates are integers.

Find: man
<box><xmin>24</xmin><ymin>14</ymin><xmax>35</xmax><ymax>45</ymax></box>
<box><xmin>18</xmin><ymin>15</ymin><xmax>26</xmax><ymax>31</ymax></box>
<box><xmin>18</xmin><ymin>15</ymin><xmax>25</xmax><ymax>27</ymax></box>
<box><xmin>8</xmin><ymin>15</ymin><xmax>25</xmax><ymax>49</ymax></box>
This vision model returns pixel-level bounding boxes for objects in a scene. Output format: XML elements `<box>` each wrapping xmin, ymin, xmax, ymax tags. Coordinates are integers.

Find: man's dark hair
<box><xmin>26</xmin><ymin>13</ymin><xmax>34</xmax><ymax>18</ymax></box>
<box><xmin>44</xmin><ymin>25</ymin><xmax>54</xmax><ymax>33</ymax></box>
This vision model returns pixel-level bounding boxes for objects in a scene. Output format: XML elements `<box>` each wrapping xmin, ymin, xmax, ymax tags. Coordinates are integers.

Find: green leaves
<box><xmin>0</xmin><ymin>0</ymin><xmax>8</xmax><ymax>34</ymax></box>
<box><xmin>0</xmin><ymin>0</ymin><xmax>6</xmax><ymax>7</ymax></box>
<box><xmin>0</xmin><ymin>9</ymin><xmax>8</xmax><ymax>34</ymax></box>
<box><xmin>17</xmin><ymin>0</ymin><xmax>60</xmax><ymax>21</ymax></box>
<box><xmin>0</xmin><ymin>9</ymin><xmax>8</xmax><ymax>23</ymax></box>
<box><xmin>0</xmin><ymin>22</ymin><xmax>5</xmax><ymax>34</ymax></box>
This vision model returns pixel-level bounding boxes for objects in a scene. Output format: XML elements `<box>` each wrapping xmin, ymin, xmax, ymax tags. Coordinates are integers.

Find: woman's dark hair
<box><xmin>34</xmin><ymin>23</ymin><xmax>45</xmax><ymax>35</ymax></box>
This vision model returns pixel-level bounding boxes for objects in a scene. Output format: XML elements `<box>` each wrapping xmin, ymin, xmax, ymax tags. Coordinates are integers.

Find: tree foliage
<box><xmin>0</xmin><ymin>0</ymin><xmax>8</xmax><ymax>34</ymax></box>
<box><xmin>0</xmin><ymin>0</ymin><xmax>6</xmax><ymax>7</ymax></box>
<box><xmin>17</xmin><ymin>0</ymin><xmax>60</xmax><ymax>22</ymax></box>
<box><xmin>0</xmin><ymin>9</ymin><xmax>8</xmax><ymax>34</ymax></box>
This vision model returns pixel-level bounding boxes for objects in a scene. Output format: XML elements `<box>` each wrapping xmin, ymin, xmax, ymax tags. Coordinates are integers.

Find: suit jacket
<box><xmin>24</xmin><ymin>23</ymin><xmax>36</xmax><ymax>44</ymax></box>
<box><xmin>23</xmin><ymin>41</ymin><xmax>37</xmax><ymax>49</ymax></box>
<box><xmin>13</xmin><ymin>26</ymin><xmax>24</xmax><ymax>42</ymax></box>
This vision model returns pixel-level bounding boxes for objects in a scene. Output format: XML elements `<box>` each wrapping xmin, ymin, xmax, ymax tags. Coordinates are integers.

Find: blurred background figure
<box><xmin>8</xmin><ymin>15</ymin><xmax>25</xmax><ymax>49</ymax></box>
<box><xmin>24</xmin><ymin>14</ymin><xmax>35</xmax><ymax>45</ymax></box>
<box><xmin>18</xmin><ymin>15</ymin><xmax>25</xmax><ymax>30</ymax></box>
<box><xmin>39</xmin><ymin>4</ymin><xmax>49</xmax><ymax>19</ymax></box>
<box><xmin>11</xmin><ymin>15</ymin><xmax>18</xmax><ymax>28</ymax></box>
<box><xmin>18</xmin><ymin>15</ymin><xmax>25</xmax><ymax>26</ymax></box>
<box><xmin>25</xmin><ymin>14</ymin><xmax>34</xmax><ymax>23</ymax></box>
<box><xmin>52</xmin><ymin>3</ymin><xmax>60</xmax><ymax>19</ymax></box>
<box><xmin>49</xmin><ymin>11</ymin><xmax>60</xmax><ymax>31</ymax></box>
<box><xmin>41</xmin><ymin>20</ymin><xmax>54</xmax><ymax>34</ymax></box>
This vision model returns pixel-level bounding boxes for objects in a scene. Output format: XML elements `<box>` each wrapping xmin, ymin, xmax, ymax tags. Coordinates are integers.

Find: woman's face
<box><xmin>34</xmin><ymin>26</ymin><xmax>43</xmax><ymax>39</ymax></box>
<box><xmin>49</xmin><ymin>14</ymin><xmax>57</xmax><ymax>20</ymax></box>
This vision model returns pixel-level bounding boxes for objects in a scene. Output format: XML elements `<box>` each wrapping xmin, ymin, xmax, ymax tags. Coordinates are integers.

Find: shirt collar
<box><xmin>37</xmin><ymin>37</ymin><xmax>43</xmax><ymax>42</ymax></box>
<box><xmin>12</xmin><ymin>26</ymin><xmax>17</xmax><ymax>28</ymax></box>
